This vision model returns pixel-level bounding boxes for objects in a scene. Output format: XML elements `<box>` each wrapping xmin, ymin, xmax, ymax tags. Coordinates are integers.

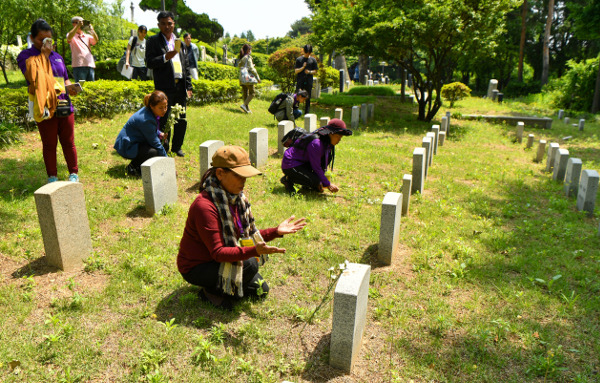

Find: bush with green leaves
<box><xmin>544</xmin><ymin>56</ymin><xmax>599</xmax><ymax>112</ymax></box>
<box><xmin>441</xmin><ymin>82</ymin><xmax>472</xmax><ymax>107</ymax></box>
<box><xmin>268</xmin><ymin>47</ymin><xmax>304</xmax><ymax>93</ymax></box>
<box><xmin>318</xmin><ymin>65</ymin><xmax>341</xmax><ymax>91</ymax></box>
<box><xmin>0</xmin><ymin>122</ymin><xmax>21</xmax><ymax>149</ymax></box>
<box><xmin>347</xmin><ymin>86</ymin><xmax>396</xmax><ymax>97</ymax></box>
<box><xmin>0</xmin><ymin>88</ymin><xmax>35</xmax><ymax>130</ymax></box>
<box><xmin>197</xmin><ymin>62</ymin><xmax>238</xmax><ymax>81</ymax></box>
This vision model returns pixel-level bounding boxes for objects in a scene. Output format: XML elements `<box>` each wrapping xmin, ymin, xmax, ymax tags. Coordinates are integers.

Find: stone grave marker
<box><xmin>363</xmin><ymin>75</ymin><xmax>368</xmax><ymax>85</ymax></box>
<box><xmin>200</xmin><ymin>46</ymin><xmax>206</xmax><ymax>61</ymax></box>
<box><xmin>577</xmin><ymin>170</ymin><xmax>600</xmax><ymax>216</ymax></box>
<box><xmin>564</xmin><ymin>158</ymin><xmax>582</xmax><ymax>197</ymax></box>
<box><xmin>320</xmin><ymin>117</ymin><xmax>330</xmax><ymax>128</ymax></box>
<box><xmin>422</xmin><ymin>137</ymin><xmax>432</xmax><ymax>179</ymax></box>
<box><xmin>558</xmin><ymin>110</ymin><xmax>564</xmax><ymax>120</ymax></box>
<box><xmin>378</xmin><ymin>192</ymin><xmax>402</xmax><ymax>265</ymax></box>
<box><xmin>277</xmin><ymin>121</ymin><xmax>294</xmax><ymax>155</ymax></box>
<box><xmin>441</xmin><ymin>116</ymin><xmax>448</xmax><ymax>133</ymax></box>
<box><xmin>535</xmin><ymin>140</ymin><xmax>547</xmax><ymax>163</ymax></box>
<box><xmin>564</xmin><ymin>117</ymin><xmax>570</xmax><ymax>125</ymax></box>
<box><xmin>431</xmin><ymin>126</ymin><xmax>440</xmax><ymax>154</ymax></box>
<box><xmin>545</xmin><ymin>143</ymin><xmax>559</xmax><ymax>172</ymax></box>
<box><xmin>360</xmin><ymin>103</ymin><xmax>368</xmax><ymax>124</ymax></box>
<box><xmin>142</xmin><ymin>157</ymin><xmax>177</xmax><ymax>215</ymax></box>
<box><xmin>335</xmin><ymin>108</ymin><xmax>343</xmax><ymax>120</ymax></box>
<box><xmin>368</xmin><ymin>80</ymin><xmax>374</xmax><ymax>86</ymax></box>
<box><xmin>330</xmin><ymin>262</ymin><xmax>371</xmax><ymax>373</ymax></box>
<box><xmin>402</xmin><ymin>174</ymin><xmax>412</xmax><ymax>216</ymax></box>
<box><xmin>249</xmin><ymin>128</ymin><xmax>268</xmax><ymax>168</ymax></box>
<box><xmin>438</xmin><ymin>131</ymin><xmax>446</xmax><ymax>146</ymax></box>
<box><xmin>339</xmin><ymin>69</ymin><xmax>345</xmax><ymax>93</ymax></box>
<box><xmin>492</xmin><ymin>89</ymin><xmax>499</xmax><ymax>101</ymax></box>
<box><xmin>367</xmin><ymin>104</ymin><xmax>374</xmax><ymax>120</ymax></box>
<box><xmin>579</xmin><ymin>119</ymin><xmax>585</xmax><ymax>131</ymax></box>
<box><xmin>34</xmin><ymin>182</ymin><xmax>92</xmax><ymax>270</ymax></box>
<box><xmin>304</xmin><ymin>114</ymin><xmax>317</xmax><ymax>132</ymax></box>
<box><xmin>552</xmin><ymin>149</ymin><xmax>569</xmax><ymax>182</ymax></box>
<box><xmin>412</xmin><ymin>148</ymin><xmax>426</xmax><ymax>194</ymax></box>
<box><xmin>516</xmin><ymin>121</ymin><xmax>524</xmax><ymax>143</ymax></box>
<box><xmin>426</xmin><ymin>132</ymin><xmax>436</xmax><ymax>162</ymax></box>
<box><xmin>199</xmin><ymin>140</ymin><xmax>224</xmax><ymax>178</ymax></box>
<box><xmin>487</xmin><ymin>79</ymin><xmax>498</xmax><ymax>99</ymax></box>
<box><xmin>526</xmin><ymin>134</ymin><xmax>535</xmax><ymax>149</ymax></box>
<box><xmin>351</xmin><ymin>106</ymin><xmax>360</xmax><ymax>129</ymax></box>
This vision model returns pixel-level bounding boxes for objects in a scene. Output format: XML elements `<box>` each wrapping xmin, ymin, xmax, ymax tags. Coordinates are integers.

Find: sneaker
<box><xmin>175</xmin><ymin>150</ymin><xmax>185</xmax><ymax>157</ymax></box>
<box><xmin>47</xmin><ymin>176</ymin><xmax>58</xmax><ymax>183</ymax></box>
<box><xmin>246</xmin><ymin>107</ymin><xmax>253</xmax><ymax>114</ymax></box>
<box><xmin>69</xmin><ymin>173</ymin><xmax>79</xmax><ymax>182</ymax></box>
<box><xmin>280</xmin><ymin>176</ymin><xmax>295</xmax><ymax>194</ymax></box>
<box><xmin>126</xmin><ymin>164</ymin><xmax>141</xmax><ymax>177</ymax></box>
<box><xmin>240</xmin><ymin>104</ymin><xmax>248</xmax><ymax>114</ymax></box>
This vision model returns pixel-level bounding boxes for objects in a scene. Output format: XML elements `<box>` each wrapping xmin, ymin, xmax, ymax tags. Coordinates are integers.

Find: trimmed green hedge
<box><xmin>347</xmin><ymin>86</ymin><xmax>396</xmax><ymax>96</ymax></box>
<box><xmin>197</xmin><ymin>61</ymin><xmax>238</xmax><ymax>81</ymax></box>
<box><xmin>0</xmin><ymin>79</ymin><xmax>274</xmax><ymax>127</ymax></box>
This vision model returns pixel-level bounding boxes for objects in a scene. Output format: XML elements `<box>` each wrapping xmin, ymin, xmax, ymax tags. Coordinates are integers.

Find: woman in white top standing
<box><xmin>238</xmin><ymin>44</ymin><xmax>260</xmax><ymax>114</ymax></box>
<box><xmin>125</xmin><ymin>25</ymin><xmax>148</xmax><ymax>80</ymax></box>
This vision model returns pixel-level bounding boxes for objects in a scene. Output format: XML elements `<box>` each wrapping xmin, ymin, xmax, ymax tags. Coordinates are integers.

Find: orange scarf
<box><xmin>25</xmin><ymin>54</ymin><xmax>59</xmax><ymax>122</ymax></box>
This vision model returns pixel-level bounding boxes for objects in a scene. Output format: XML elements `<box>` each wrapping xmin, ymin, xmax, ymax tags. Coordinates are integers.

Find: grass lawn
<box><xmin>1</xmin><ymin>92</ymin><xmax>599</xmax><ymax>383</ymax></box>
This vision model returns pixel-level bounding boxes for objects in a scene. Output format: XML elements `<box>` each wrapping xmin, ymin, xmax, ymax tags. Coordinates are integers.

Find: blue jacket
<box><xmin>114</xmin><ymin>107</ymin><xmax>167</xmax><ymax>159</ymax></box>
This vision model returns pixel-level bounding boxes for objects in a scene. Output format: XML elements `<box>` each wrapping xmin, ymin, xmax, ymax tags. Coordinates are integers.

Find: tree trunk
<box><xmin>0</xmin><ymin>61</ymin><xmax>9</xmax><ymax>85</ymax></box>
<box><xmin>592</xmin><ymin>59</ymin><xmax>600</xmax><ymax>113</ymax></box>
<box><xmin>541</xmin><ymin>0</ymin><xmax>554</xmax><ymax>86</ymax></box>
<box><xmin>359</xmin><ymin>55</ymin><xmax>368</xmax><ymax>85</ymax></box>
<box><xmin>518</xmin><ymin>0</ymin><xmax>528</xmax><ymax>82</ymax></box>
<box><xmin>401</xmin><ymin>66</ymin><xmax>406</xmax><ymax>101</ymax></box>
<box><xmin>333</xmin><ymin>53</ymin><xmax>350</xmax><ymax>83</ymax></box>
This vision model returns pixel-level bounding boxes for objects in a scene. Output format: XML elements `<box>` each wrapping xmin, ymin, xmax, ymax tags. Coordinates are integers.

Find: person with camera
<box><xmin>17</xmin><ymin>19</ymin><xmax>80</xmax><ymax>183</ymax></box>
<box><xmin>146</xmin><ymin>11</ymin><xmax>193</xmax><ymax>157</ymax></box>
<box><xmin>67</xmin><ymin>16</ymin><xmax>98</xmax><ymax>82</ymax></box>
<box><xmin>177</xmin><ymin>146</ymin><xmax>306</xmax><ymax>310</ymax></box>
<box><xmin>294</xmin><ymin>44</ymin><xmax>318</xmax><ymax>114</ymax></box>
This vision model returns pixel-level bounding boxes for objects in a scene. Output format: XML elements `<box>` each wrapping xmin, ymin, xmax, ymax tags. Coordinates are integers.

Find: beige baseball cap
<box><xmin>211</xmin><ymin>146</ymin><xmax>261</xmax><ymax>178</ymax></box>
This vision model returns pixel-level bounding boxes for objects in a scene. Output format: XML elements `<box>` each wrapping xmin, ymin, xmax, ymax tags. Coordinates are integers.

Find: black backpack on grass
<box><xmin>268</xmin><ymin>92</ymin><xmax>289</xmax><ymax>115</ymax></box>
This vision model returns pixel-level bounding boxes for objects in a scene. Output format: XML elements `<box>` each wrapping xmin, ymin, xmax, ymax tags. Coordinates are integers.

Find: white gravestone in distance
<box><xmin>304</xmin><ymin>114</ymin><xmax>317</xmax><ymax>132</ymax></box>
<box><xmin>199</xmin><ymin>140</ymin><xmax>224</xmax><ymax>179</ymax></box>
<box><xmin>320</xmin><ymin>117</ymin><xmax>330</xmax><ymax>128</ymax></box>
<box><xmin>487</xmin><ymin>79</ymin><xmax>498</xmax><ymax>99</ymax></box>
<box><xmin>564</xmin><ymin>158</ymin><xmax>582</xmax><ymax>198</ymax></box>
<box><xmin>552</xmin><ymin>148</ymin><xmax>569</xmax><ymax>182</ymax></box>
<box><xmin>577</xmin><ymin>170</ymin><xmax>599</xmax><ymax>216</ymax></box>
<box><xmin>277</xmin><ymin>121</ymin><xmax>294</xmax><ymax>156</ymax></box>
<box><xmin>351</xmin><ymin>106</ymin><xmax>360</xmax><ymax>129</ymax></box>
<box><xmin>249</xmin><ymin>128</ymin><xmax>268</xmax><ymax>168</ymax></box>
<box><xmin>412</xmin><ymin>147</ymin><xmax>426</xmax><ymax>194</ymax></box>
<box><xmin>334</xmin><ymin>108</ymin><xmax>343</xmax><ymax>120</ymax></box>
<box><xmin>142</xmin><ymin>157</ymin><xmax>177</xmax><ymax>215</ymax></box>
<box><xmin>402</xmin><ymin>174</ymin><xmax>412</xmax><ymax>216</ymax></box>
<box><xmin>535</xmin><ymin>140</ymin><xmax>547</xmax><ymax>163</ymax></box>
<box><xmin>545</xmin><ymin>143</ymin><xmax>559</xmax><ymax>173</ymax></box>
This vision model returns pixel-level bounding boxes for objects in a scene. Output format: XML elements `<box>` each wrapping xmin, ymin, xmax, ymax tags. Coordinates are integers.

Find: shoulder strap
<box><xmin>78</xmin><ymin>34</ymin><xmax>92</xmax><ymax>53</ymax></box>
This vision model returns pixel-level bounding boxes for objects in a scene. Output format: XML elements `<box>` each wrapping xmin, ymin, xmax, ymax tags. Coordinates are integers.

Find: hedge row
<box><xmin>0</xmin><ymin>79</ymin><xmax>274</xmax><ymax>128</ymax></box>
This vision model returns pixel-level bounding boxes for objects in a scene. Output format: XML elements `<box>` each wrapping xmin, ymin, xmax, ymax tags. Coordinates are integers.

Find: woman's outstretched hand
<box><xmin>255</xmin><ymin>242</ymin><xmax>286</xmax><ymax>255</ymax></box>
<box><xmin>276</xmin><ymin>215</ymin><xmax>307</xmax><ymax>236</ymax></box>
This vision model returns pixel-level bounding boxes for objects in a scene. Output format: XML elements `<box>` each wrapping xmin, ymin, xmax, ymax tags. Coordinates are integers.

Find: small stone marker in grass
<box><xmin>526</xmin><ymin>134</ymin><xmax>534</xmax><ymax>149</ymax></box>
<box><xmin>438</xmin><ymin>131</ymin><xmax>446</xmax><ymax>146</ymax></box>
<box><xmin>402</xmin><ymin>174</ymin><xmax>412</xmax><ymax>216</ymax></box>
<box><xmin>546</xmin><ymin>143</ymin><xmax>559</xmax><ymax>173</ymax></box>
<box><xmin>564</xmin><ymin>158</ymin><xmax>582</xmax><ymax>198</ymax></box>
<box><xmin>577</xmin><ymin>170</ymin><xmax>599</xmax><ymax>216</ymax></box>
<box><xmin>249</xmin><ymin>128</ymin><xmax>268</xmax><ymax>168</ymax></box>
<box><xmin>351</xmin><ymin>106</ymin><xmax>360</xmax><ymax>129</ymax></box>
<box><xmin>367</xmin><ymin>104</ymin><xmax>374</xmax><ymax>120</ymax></box>
<box><xmin>199</xmin><ymin>140</ymin><xmax>224</xmax><ymax>178</ymax></box>
<box><xmin>535</xmin><ymin>140</ymin><xmax>546</xmax><ymax>163</ymax></box>
<box><xmin>142</xmin><ymin>157</ymin><xmax>177</xmax><ymax>215</ymax></box>
<box><xmin>378</xmin><ymin>192</ymin><xmax>402</xmax><ymax>265</ymax></box>
<box><xmin>516</xmin><ymin>121</ymin><xmax>524</xmax><ymax>143</ymax></box>
<box><xmin>412</xmin><ymin>147</ymin><xmax>426</xmax><ymax>194</ymax></box>
<box><xmin>422</xmin><ymin>136</ymin><xmax>432</xmax><ymax>179</ymax></box>
<box><xmin>330</xmin><ymin>262</ymin><xmax>371</xmax><ymax>373</ymax></box>
<box><xmin>427</xmin><ymin>132</ymin><xmax>437</xmax><ymax>159</ymax></box>
<box><xmin>552</xmin><ymin>149</ymin><xmax>569</xmax><ymax>182</ymax></box>
<box><xmin>34</xmin><ymin>182</ymin><xmax>92</xmax><ymax>270</ymax></box>
<box><xmin>335</xmin><ymin>108</ymin><xmax>343</xmax><ymax>120</ymax></box>
<box><xmin>320</xmin><ymin>117</ymin><xmax>330</xmax><ymax>128</ymax></box>
<box><xmin>277</xmin><ymin>121</ymin><xmax>293</xmax><ymax>156</ymax></box>
<box><xmin>360</xmin><ymin>103</ymin><xmax>368</xmax><ymax>124</ymax></box>
<box><xmin>304</xmin><ymin>114</ymin><xmax>317</xmax><ymax>132</ymax></box>
<box><xmin>431</xmin><ymin>125</ymin><xmax>440</xmax><ymax>154</ymax></box>
<box><xmin>579</xmin><ymin>119</ymin><xmax>585</xmax><ymax>131</ymax></box>
<box><xmin>558</xmin><ymin>110</ymin><xmax>564</xmax><ymax>120</ymax></box>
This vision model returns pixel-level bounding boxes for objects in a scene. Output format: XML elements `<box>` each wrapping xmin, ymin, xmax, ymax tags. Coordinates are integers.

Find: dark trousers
<box><xmin>283</xmin><ymin>163</ymin><xmax>322</xmax><ymax>190</ymax></box>
<box><xmin>159</xmin><ymin>81</ymin><xmax>188</xmax><ymax>153</ymax></box>
<box><xmin>129</xmin><ymin>143</ymin><xmax>160</xmax><ymax>171</ymax></box>
<box><xmin>36</xmin><ymin>113</ymin><xmax>78</xmax><ymax>176</ymax></box>
<box><xmin>132</xmin><ymin>67</ymin><xmax>148</xmax><ymax>81</ymax></box>
<box><xmin>296</xmin><ymin>80</ymin><xmax>313</xmax><ymax>114</ymax></box>
<box><xmin>181</xmin><ymin>258</ymin><xmax>269</xmax><ymax>298</ymax></box>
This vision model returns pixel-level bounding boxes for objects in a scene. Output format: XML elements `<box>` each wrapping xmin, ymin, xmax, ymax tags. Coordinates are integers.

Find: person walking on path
<box><xmin>146</xmin><ymin>11</ymin><xmax>193</xmax><ymax>157</ymax></box>
<box><xmin>18</xmin><ymin>19</ymin><xmax>81</xmax><ymax>184</ymax></box>
<box><xmin>67</xmin><ymin>16</ymin><xmax>98</xmax><ymax>82</ymax></box>
<box><xmin>113</xmin><ymin>91</ymin><xmax>168</xmax><ymax>177</ymax></box>
<box><xmin>125</xmin><ymin>25</ymin><xmax>148</xmax><ymax>80</ymax></box>
<box><xmin>294</xmin><ymin>44</ymin><xmax>318</xmax><ymax>114</ymax></box>
<box><xmin>238</xmin><ymin>44</ymin><xmax>260</xmax><ymax>114</ymax></box>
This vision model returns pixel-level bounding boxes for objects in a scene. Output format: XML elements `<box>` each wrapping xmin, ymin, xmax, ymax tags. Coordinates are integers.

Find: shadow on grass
<box><xmin>106</xmin><ymin>164</ymin><xmax>131</xmax><ymax>179</ymax></box>
<box><xmin>11</xmin><ymin>256</ymin><xmax>60</xmax><ymax>278</ymax></box>
<box><xmin>360</xmin><ymin>243</ymin><xmax>387</xmax><ymax>269</ymax></box>
<box><xmin>186</xmin><ymin>182</ymin><xmax>201</xmax><ymax>194</ymax></box>
<box><xmin>0</xmin><ymin>158</ymin><xmax>46</xmax><ymax>201</ymax></box>
<box><xmin>300</xmin><ymin>332</ymin><xmax>347</xmax><ymax>382</ymax></box>
<box><xmin>126</xmin><ymin>205</ymin><xmax>152</xmax><ymax>218</ymax></box>
<box><xmin>154</xmin><ymin>286</ymin><xmax>242</xmax><ymax>327</ymax></box>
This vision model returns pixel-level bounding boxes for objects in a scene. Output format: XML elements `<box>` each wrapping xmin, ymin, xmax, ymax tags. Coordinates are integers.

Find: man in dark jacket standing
<box><xmin>294</xmin><ymin>44</ymin><xmax>318</xmax><ymax>115</ymax></box>
<box><xmin>146</xmin><ymin>11</ymin><xmax>193</xmax><ymax>157</ymax></box>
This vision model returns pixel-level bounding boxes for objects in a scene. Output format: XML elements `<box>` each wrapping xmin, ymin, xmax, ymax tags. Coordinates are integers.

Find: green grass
<box><xmin>1</xmin><ymin>94</ymin><xmax>599</xmax><ymax>382</ymax></box>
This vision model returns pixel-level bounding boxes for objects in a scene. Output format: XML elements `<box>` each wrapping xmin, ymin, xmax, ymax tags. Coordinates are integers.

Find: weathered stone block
<box><xmin>199</xmin><ymin>140</ymin><xmax>224</xmax><ymax>179</ymax></box>
<box><xmin>320</xmin><ymin>117</ymin><xmax>330</xmax><ymax>128</ymax></box>
<box><xmin>516</xmin><ymin>122</ymin><xmax>524</xmax><ymax>143</ymax></box>
<box><xmin>334</xmin><ymin>108</ymin><xmax>343</xmax><ymax>120</ymax></box>
<box><xmin>577</xmin><ymin>170</ymin><xmax>599</xmax><ymax>216</ymax></box>
<box><xmin>277</xmin><ymin>121</ymin><xmax>294</xmax><ymax>156</ymax></box>
<box><xmin>438</xmin><ymin>131</ymin><xmax>446</xmax><ymax>146</ymax></box>
<box><xmin>360</xmin><ymin>103</ymin><xmax>368</xmax><ymax>124</ymax></box>
<box><xmin>545</xmin><ymin>143</ymin><xmax>559</xmax><ymax>172</ymax></box>
<box><xmin>412</xmin><ymin>147</ymin><xmax>426</xmax><ymax>194</ymax></box>
<box><xmin>552</xmin><ymin>148</ymin><xmax>569</xmax><ymax>182</ymax></box>
<box><xmin>304</xmin><ymin>114</ymin><xmax>317</xmax><ymax>132</ymax></box>
<box><xmin>142</xmin><ymin>157</ymin><xmax>177</xmax><ymax>215</ymax></box>
<box><xmin>378</xmin><ymin>192</ymin><xmax>402</xmax><ymax>265</ymax></box>
<box><xmin>535</xmin><ymin>140</ymin><xmax>547</xmax><ymax>163</ymax></box>
<box><xmin>351</xmin><ymin>106</ymin><xmax>360</xmax><ymax>130</ymax></box>
<box><xmin>249</xmin><ymin>128</ymin><xmax>268</xmax><ymax>168</ymax></box>
<box><xmin>564</xmin><ymin>158</ymin><xmax>582</xmax><ymax>198</ymax></box>
<box><xmin>402</xmin><ymin>174</ymin><xmax>412</xmax><ymax>216</ymax></box>
<box><xmin>526</xmin><ymin>134</ymin><xmax>534</xmax><ymax>149</ymax></box>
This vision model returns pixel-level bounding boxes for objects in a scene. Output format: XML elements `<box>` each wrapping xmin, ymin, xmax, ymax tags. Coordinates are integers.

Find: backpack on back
<box><xmin>281</xmin><ymin>127</ymin><xmax>307</xmax><ymax>148</ymax></box>
<box><xmin>268</xmin><ymin>92</ymin><xmax>290</xmax><ymax>115</ymax></box>
<box><xmin>117</xmin><ymin>36</ymin><xmax>138</xmax><ymax>73</ymax></box>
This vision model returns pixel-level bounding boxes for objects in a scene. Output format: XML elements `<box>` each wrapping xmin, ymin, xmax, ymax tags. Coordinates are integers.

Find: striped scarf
<box><xmin>203</xmin><ymin>174</ymin><xmax>268</xmax><ymax>297</ymax></box>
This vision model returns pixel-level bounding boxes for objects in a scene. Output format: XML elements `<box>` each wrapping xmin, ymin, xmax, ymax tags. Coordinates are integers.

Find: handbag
<box><xmin>55</xmin><ymin>99</ymin><xmax>72</xmax><ymax>118</ymax></box>
<box><xmin>239</xmin><ymin>56</ymin><xmax>258</xmax><ymax>85</ymax></box>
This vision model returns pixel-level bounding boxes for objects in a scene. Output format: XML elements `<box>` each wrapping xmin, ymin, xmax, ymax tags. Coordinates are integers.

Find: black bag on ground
<box><xmin>281</xmin><ymin>127</ymin><xmax>307</xmax><ymax>148</ymax></box>
<box><xmin>268</xmin><ymin>92</ymin><xmax>289</xmax><ymax>115</ymax></box>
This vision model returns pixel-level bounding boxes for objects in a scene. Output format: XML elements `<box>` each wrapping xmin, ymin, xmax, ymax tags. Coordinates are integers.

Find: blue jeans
<box><xmin>293</xmin><ymin>109</ymin><xmax>302</xmax><ymax>119</ymax></box>
<box><xmin>73</xmin><ymin>67</ymin><xmax>95</xmax><ymax>82</ymax></box>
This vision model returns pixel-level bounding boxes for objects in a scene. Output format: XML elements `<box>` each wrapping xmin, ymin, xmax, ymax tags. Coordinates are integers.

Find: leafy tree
<box><xmin>139</xmin><ymin>0</ymin><xmax>223</xmax><ymax>43</ymax></box>
<box><xmin>287</xmin><ymin>17</ymin><xmax>312</xmax><ymax>38</ymax></box>
<box><xmin>309</xmin><ymin>0</ymin><xmax>520</xmax><ymax>121</ymax></box>
<box><xmin>441</xmin><ymin>82</ymin><xmax>471</xmax><ymax>107</ymax></box>
<box><xmin>240</xmin><ymin>31</ymin><xmax>247</xmax><ymax>40</ymax></box>
<box><xmin>268</xmin><ymin>47</ymin><xmax>304</xmax><ymax>93</ymax></box>
<box><xmin>246</xmin><ymin>30</ymin><xmax>255</xmax><ymax>42</ymax></box>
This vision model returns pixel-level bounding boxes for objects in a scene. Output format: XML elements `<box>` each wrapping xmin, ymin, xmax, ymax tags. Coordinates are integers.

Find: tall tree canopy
<box><xmin>309</xmin><ymin>0</ymin><xmax>520</xmax><ymax>121</ymax></box>
<box><xmin>139</xmin><ymin>0</ymin><xmax>223</xmax><ymax>43</ymax></box>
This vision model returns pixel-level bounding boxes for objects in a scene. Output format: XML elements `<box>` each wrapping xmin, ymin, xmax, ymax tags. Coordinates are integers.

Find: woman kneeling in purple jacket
<box><xmin>280</xmin><ymin>118</ymin><xmax>352</xmax><ymax>194</ymax></box>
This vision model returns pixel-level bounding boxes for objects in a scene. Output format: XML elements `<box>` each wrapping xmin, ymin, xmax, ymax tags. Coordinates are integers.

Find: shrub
<box><xmin>503</xmin><ymin>80</ymin><xmax>542</xmax><ymax>97</ymax></box>
<box><xmin>197</xmin><ymin>62</ymin><xmax>238</xmax><ymax>81</ymax></box>
<box><xmin>0</xmin><ymin>88</ymin><xmax>36</xmax><ymax>130</ymax></box>
<box><xmin>0</xmin><ymin>122</ymin><xmax>21</xmax><ymax>149</ymax></box>
<box><xmin>347</xmin><ymin>86</ymin><xmax>396</xmax><ymax>97</ymax></box>
<box><xmin>441</xmin><ymin>82</ymin><xmax>471</xmax><ymax>107</ymax></box>
<box><xmin>268</xmin><ymin>47</ymin><xmax>304</xmax><ymax>93</ymax></box>
<box><xmin>544</xmin><ymin>56</ymin><xmax>599</xmax><ymax>112</ymax></box>
<box><xmin>319</xmin><ymin>66</ymin><xmax>341</xmax><ymax>91</ymax></box>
